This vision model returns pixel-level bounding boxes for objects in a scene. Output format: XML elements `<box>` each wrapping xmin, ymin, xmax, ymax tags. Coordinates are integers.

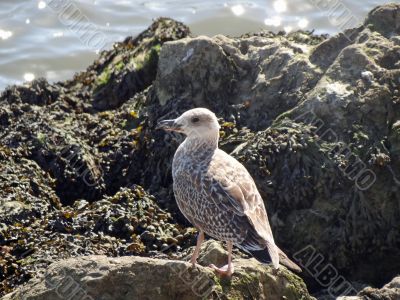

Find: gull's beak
<box><xmin>156</xmin><ymin>119</ymin><xmax>183</xmax><ymax>132</ymax></box>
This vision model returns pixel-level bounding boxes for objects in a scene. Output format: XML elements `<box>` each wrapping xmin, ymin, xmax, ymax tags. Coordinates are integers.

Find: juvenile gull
<box><xmin>157</xmin><ymin>108</ymin><xmax>301</xmax><ymax>276</ymax></box>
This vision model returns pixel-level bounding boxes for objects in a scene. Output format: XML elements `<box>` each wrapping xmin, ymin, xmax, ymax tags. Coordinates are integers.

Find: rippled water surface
<box><xmin>0</xmin><ymin>0</ymin><xmax>390</xmax><ymax>89</ymax></box>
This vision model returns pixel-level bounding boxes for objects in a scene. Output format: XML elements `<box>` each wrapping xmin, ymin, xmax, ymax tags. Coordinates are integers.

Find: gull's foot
<box><xmin>189</xmin><ymin>255</ymin><xmax>198</xmax><ymax>267</ymax></box>
<box><xmin>209</xmin><ymin>263</ymin><xmax>234</xmax><ymax>277</ymax></box>
<box><xmin>189</xmin><ymin>260</ymin><xmax>197</xmax><ymax>268</ymax></box>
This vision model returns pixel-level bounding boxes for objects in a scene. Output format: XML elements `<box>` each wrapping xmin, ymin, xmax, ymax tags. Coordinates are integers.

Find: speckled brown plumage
<box><xmin>157</xmin><ymin>108</ymin><xmax>301</xmax><ymax>274</ymax></box>
<box><xmin>172</xmin><ymin>139</ymin><xmax>280</xmax><ymax>263</ymax></box>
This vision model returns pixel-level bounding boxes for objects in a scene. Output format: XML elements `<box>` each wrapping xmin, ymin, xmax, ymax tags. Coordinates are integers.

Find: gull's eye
<box><xmin>191</xmin><ymin>117</ymin><xmax>200</xmax><ymax>123</ymax></box>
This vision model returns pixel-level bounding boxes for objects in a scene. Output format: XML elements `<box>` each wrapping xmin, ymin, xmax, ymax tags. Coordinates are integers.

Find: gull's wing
<box><xmin>205</xmin><ymin>149</ymin><xmax>280</xmax><ymax>268</ymax></box>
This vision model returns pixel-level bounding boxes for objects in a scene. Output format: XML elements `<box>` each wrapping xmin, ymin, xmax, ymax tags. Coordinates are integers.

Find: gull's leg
<box><xmin>209</xmin><ymin>241</ymin><xmax>235</xmax><ymax>277</ymax></box>
<box><xmin>190</xmin><ymin>230</ymin><xmax>204</xmax><ymax>266</ymax></box>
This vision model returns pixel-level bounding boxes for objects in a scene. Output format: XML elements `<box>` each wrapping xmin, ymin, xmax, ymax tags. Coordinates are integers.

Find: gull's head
<box><xmin>156</xmin><ymin>108</ymin><xmax>220</xmax><ymax>139</ymax></box>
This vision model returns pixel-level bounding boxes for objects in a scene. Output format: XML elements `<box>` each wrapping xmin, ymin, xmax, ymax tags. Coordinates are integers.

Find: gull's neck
<box><xmin>184</xmin><ymin>132</ymin><xmax>219</xmax><ymax>153</ymax></box>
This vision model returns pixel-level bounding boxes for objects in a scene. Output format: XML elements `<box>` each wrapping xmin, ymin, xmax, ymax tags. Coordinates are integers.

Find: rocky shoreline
<box><xmin>1</xmin><ymin>3</ymin><xmax>400</xmax><ymax>299</ymax></box>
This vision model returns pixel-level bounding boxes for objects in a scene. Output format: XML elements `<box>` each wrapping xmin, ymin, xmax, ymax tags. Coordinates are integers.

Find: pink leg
<box><xmin>209</xmin><ymin>241</ymin><xmax>235</xmax><ymax>277</ymax></box>
<box><xmin>190</xmin><ymin>231</ymin><xmax>204</xmax><ymax>266</ymax></box>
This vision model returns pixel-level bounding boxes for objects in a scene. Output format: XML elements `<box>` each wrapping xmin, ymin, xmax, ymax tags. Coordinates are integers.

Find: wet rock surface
<box><xmin>1</xmin><ymin>4</ymin><xmax>400</xmax><ymax>299</ymax></box>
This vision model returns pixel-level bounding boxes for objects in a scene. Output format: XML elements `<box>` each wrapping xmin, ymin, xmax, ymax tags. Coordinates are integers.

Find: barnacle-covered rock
<box><xmin>0</xmin><ymin>105</ymin><xmax>105</xmax><ymax>205</ymax></box>
<box><xmin>0</xmin><ymin>150</ymin><xmax>60</xmax><ymax>223</ymax></box>
<box><xmin>132</xmin><ymin>29</ymin><xmax>327</xmax><ymax>218</ymax></box>
<box><xmin>1</xmin><ymin>78</ymin><xmax>61</xmax><ymax>106</ymax></box>
<box><xmin>65</xmin><ymin>18</ymin><xmax>190</xmax><ymax>110</ymax></box>
<box><xmin>1</xmin><ymin>3</ymin><xmax>400</xmax><ymax>298</ymax></box>
<box><xmin>0</xmin><ymin>186</ymin><xmax>195</xmax><ymax>296</ymax></box>
<box><xmin>0</xmin><ymin>21</ymin><xmax>190</xmax><ymax>205</ymax></box>
<box><xmin>141</xmin><ymin>2</ymin><xmax>400</xmax><ymax>289</ymax></box>
<box><xmin>233</xmin><ymin>119</ymin><xmax>327</xmax><ymax>213</ymax></box>
<box><xmin>364</xmin><ymin>3</ymin><xmax>400</xmax><ymax>38</ymax></box>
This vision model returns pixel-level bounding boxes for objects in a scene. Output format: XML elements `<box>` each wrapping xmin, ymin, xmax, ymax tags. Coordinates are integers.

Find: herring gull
<box><xmin>157</xmin><ymin>108</ymin><xmax>301</xmax><ymax>276</ymax></box>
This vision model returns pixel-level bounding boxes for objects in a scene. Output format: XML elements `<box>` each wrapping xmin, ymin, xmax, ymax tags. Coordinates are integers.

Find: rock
<box><xmin>309</xmin><ymin>28</ymin><xmax>360</xmax><ymax>70</ymax></box>
<box><xmin>1</xmin><ymin>3</ymin><xmax>400</xmax><ymax>298</ymax></box>
<box><xmin>1</xmin><ymin>78</ymin><xmax>60</xmax><ymax>106</ymax></box>
<box><xmin>0</xmin><ymin>185</ymin><xmax>197</xmax><ymax>296</ymax></box>
<box><xmin>154</xmin><ymin>32</ymin><xmax>323</xmax><ymax>130</ymax></box>
<box><xmin>0</xmin><ymin>107</ymin><xmax>106</xmax><ymax>204</ymax></box>
<box><xmin>142</xmin><ymin>3</ymin><xmax>400</xmax><ymax>288</ymax></box>
<box><xmin>137</xmin><ymin>30</ymin><xmax>326</xmax><ymax>217</ymax></box>
<box><xmin>338</xmin><ymin>276</ymin><xmax>400</xmax><ymax>300</ymax></box>
<box><xmin>358</xmin><ymin>276</ymin><xmax>400</xmax><ymax>299</ymax></box>
<box><xmin>195</xmin><ymin>240</ymin><xmax>229</xmax><ymax>267</ymax></box>
<box><xmin>88</xmin><ymin>18</ymin><xmax>190</xmax><ymax>110</ymax></box>
<box><xmin>0</xmin><ymin>153</ymin><xmax>60</xmax><ymax>223</ymax></box>
<box><xmin>3</xmin><ymin>241</ymin><xmax>313</xmax><ymax>300</ymax></box>
<box><xmin>364</xmin><ymin>3</ymin><xmax>400</xmax><ymax>38</ymax></box>
<box><xmin>0</xmin><ymin>19</ymin><xmax>190</xmax><ymax>204</ymax></box>
<box><xmin>233</xmin><ymin>8</ymin><xmax>400</xmax><ymax>285</ymax></box>
<box><xmin>0</xmin><ymin>21</ymin><xmax>189</xmax><ymax>206</ymax></box>
<box><xmin>48</xmin><ymin>18</ymin><xmax>190</xmax><ymax>112</ymax></box>
<box><xmin>0</xmin><ymin>149</ymin><xmax>61</xmax><ymax>295</ymax></box>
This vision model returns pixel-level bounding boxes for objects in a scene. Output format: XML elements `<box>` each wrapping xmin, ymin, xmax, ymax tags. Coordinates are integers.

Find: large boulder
<box><xmin>0</xmin><ymin>19</ymin><xmax>190</xmax><ymax>205</ymax></box>
<box><xmin>138</xmin><ymin>3</ymin><xmax>400</xmax><ymax>288</ymax></box>
<box><xmin>3</xmin><ymin>241</ymin><xmax>313</xmax><ymax>300</ymax></box>
<box><xmin>251</xmin><ymin>3</ymin><xmax>400</xmax><ymax>287</ymax></box>
<box><xmin>136</xmin><ymin>28</ymin><xmax>327</xmax><ymax>217</ymax></box>
<box><xmin>153</xmin><ymin>32</ymin><xmax>324</xmax><ymax>130</ymax></box>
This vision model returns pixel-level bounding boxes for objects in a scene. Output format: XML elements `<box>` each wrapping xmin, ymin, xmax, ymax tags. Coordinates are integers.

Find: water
<box><xmin>0</xmin><ymin>0</ymin><xmax>390</xmax><ymax>90</ymax></box>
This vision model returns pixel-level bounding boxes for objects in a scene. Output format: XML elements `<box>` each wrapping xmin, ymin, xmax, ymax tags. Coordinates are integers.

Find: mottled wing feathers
<box><xmin>206</xmin><ymin>150</ymin><xmax>280</xmax><ymax>268</ymax></box>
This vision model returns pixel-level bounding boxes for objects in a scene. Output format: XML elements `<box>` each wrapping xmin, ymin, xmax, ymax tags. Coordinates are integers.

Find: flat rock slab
<box><xmin>4</xmin><ymin>243</ymin><xmax>313</xmax><ymax>300</ymax></box>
